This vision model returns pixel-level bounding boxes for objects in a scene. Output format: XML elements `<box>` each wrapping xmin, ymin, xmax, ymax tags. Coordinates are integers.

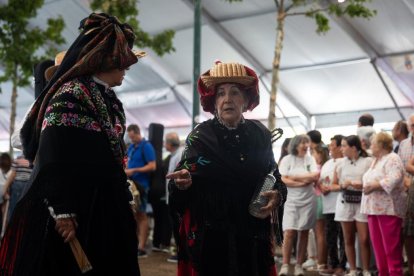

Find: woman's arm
<box><xmin>290</xmin><ymin>172</ymin><xmax>319</xmax><ymax>183</ymax></box>
<box><xmin>406</xmin><ymin>156</ymin><xmax>414</xmax><ymax>175</ymax></box>
<box><xmin>330</xmin><ymin>168</ymin><xmax>342</xmax><ymax>192</ymax></box>
<box><xmin>282</xmin><ymin>175</ymin><xmax>306</xmax><ymax>187</ymax></box>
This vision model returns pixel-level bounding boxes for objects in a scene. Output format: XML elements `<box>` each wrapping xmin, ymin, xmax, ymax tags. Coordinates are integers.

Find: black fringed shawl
<box><xmin>0</xmin><ymin>77</ymin><xmax>139</xmax><ymax>276</ymax></box>
<box><xmin>169</xmin><ymin>117</ymin><xmax>287</xmax><ymax>276</ymax></box>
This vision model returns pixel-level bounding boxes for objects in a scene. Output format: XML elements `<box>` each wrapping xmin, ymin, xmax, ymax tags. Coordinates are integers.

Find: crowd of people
<box><xmin>0</xmin><ymin>11</ymin><xmax>413</xmax><ymax>276</ymax></box>
<box><xmin>276</xmin><ymin>114</ymin><xmax>414</xmax><ymax>276</ymax></box>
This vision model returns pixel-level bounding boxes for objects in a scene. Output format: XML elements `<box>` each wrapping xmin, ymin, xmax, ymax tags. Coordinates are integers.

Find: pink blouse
<box><xmin>361</xmin><ymin>152</ymin><xmax>407</xmax><ymax>218</ymax></box>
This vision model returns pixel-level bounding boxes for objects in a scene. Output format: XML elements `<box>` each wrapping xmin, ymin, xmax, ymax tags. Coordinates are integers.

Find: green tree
<box><xmin>90</xmin><ymin>0</ymin><xmax>175</xmax><ymax>56</ymax></box>
<box><xmin>227</xmin><ymin>0</ymin><xmax>376</xmax><ymax>130</ymax></box>
<box><xmin>0</xmin><ymin>0</ymin><xmax>65</xmax><ymax>155</ymax></box>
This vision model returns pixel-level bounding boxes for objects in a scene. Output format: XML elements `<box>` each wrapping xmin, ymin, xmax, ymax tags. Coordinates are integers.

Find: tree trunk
<box><xmin>9</xmin><ymin>64</ymin><xmax>18</xmax><ymax>157</ymax></box>
<box><xmin>268</xmin><ymin>4</ymin><xmax>286</xmax><ymax>130</ymax></box>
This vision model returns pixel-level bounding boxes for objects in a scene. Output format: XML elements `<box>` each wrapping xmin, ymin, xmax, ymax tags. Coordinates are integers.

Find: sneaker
<box><xmin>345</xmin><ymin>270</ymin><xmax>358</xmax><ymax>276</ymax></box>
<box><xmin>137</xmin><ymin>249</ymin><xmax>148</xmax><ymax>258</ymax></box>
<box><xmin>279</xmin><ymin>264</ymin><xmax>289</xmax><ymax>276</ymax></box>
<box><xmin>302</xmin><ymin>258</ymin><xmax>317</xmax><ymax>270</ymax></box>
<box><xmin>362</xmin><ymin>270</ymin><xmax>371</xmax><ymax>276</ymax></box>
<box><xmin>152</xmin><ymin>245</ymin><xmax>170</xmax><ymax>253</ymax></box>
<box><xmin>167</xmin><ymin>255</ymin><xmax>178</xmax><ymax>263</ymax></box>
<box><xmin>294</xmin><ymin>264</ymin><xmax>305</xmax><ymax>276</ymax></box>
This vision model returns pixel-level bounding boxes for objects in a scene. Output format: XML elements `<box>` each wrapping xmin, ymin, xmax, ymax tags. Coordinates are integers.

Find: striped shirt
<box><xmin>11</xmin><ymin>159</ymin><xmax>32</xmax><ymax>181</ymax></box>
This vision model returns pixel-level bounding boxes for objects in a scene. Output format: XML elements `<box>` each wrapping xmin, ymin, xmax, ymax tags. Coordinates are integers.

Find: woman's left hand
<box><xmin>363</xmin><ymin>182</ymin><xmax>381</xmax><ymax>195</ymax></box>
<box><xmin>259</xmin><ymin>190</ymin><xmax>279</xmax><ymax>218</ymax></box>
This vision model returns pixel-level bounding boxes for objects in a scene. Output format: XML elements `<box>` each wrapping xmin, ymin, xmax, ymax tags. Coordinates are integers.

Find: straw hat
<box><xmin>44</xmin><ymin>49</ymin><xmax>147</xmax><ymax>81</ymax></box>
<box><xmin>197</xmin><ymin>61</ymin><xmax>260</xmax><ymax>113</ymax></box>
<box><xmin>44</xmin><ymin>51</ymin><xmax>66</xmax><ymax>81</ymax></box>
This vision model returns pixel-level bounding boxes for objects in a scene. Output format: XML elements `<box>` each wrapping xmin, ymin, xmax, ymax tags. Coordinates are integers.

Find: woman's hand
<box><xmin>342</xmin><ymin>180</ymin><xmax>352</xmax><ymax>189</ymax></box>
<box><xmin>259</xmin><ymin>190</ymin><xmax>279</xmax><ymax>218</ymax></box>
<box><xmin>363</xmin><ymin>181</ymin><xmax>382</xmax><ymax>195</ymax></box>
<box><xmin>320</xmin><ymin>184</ymin><xmax>330</xmax><ymax>195</ymax></box>
<box><xmin>166</xmin><ymin>169</ymin><xmax>192</xmax><ymax>190</ymax></box>
<box><xmin>55</xmin><ymin>218</ymin><xmax>78</xmax><ymax>243</ymax></box>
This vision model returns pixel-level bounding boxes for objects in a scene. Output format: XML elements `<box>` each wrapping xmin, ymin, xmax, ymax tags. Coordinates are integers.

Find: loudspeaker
<box><xmin>148</xmin><ymin>123</ymin><xmax>164</xmax><ymax>160</ymax></box>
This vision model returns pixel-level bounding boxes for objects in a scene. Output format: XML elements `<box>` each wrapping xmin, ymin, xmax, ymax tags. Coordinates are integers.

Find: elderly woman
<box><xmin>332</xmin><ymin>135</ymin><xmax>372</xmax><ymax>276</ymax></box>
<box><xmin>361</xmin><ymin>132</ymin><xmax>406</xmax><ymax>276</ymax></box>
<box><xmin>167</xmin><ymin>61</ymin><xmax>287</xmax><ymax>276</ymax></box>
<box><xmin>0</xmin><ymin>13</ymin><xmax>144</xmax><ymax>275</ymax></box>
<box><xmin>278</xmin><ymin>134</ymin><xmax>319</xmax><ymax>276</ymax></box>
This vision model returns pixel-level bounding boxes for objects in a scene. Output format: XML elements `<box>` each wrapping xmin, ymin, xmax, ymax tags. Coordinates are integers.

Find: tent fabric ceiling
<box><xmin>1</xmin><ymin>0</ymin><xmax>414</xmax><ymax>143</ymax></box>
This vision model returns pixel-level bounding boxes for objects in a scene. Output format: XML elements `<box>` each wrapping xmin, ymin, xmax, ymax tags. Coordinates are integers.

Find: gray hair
<box><xmin>357</xmin><ymin>126</ymin><xmax>376</xmax><ymax>148</ymax></box>
<box><xmin>288</xmin><ymin>134</ymin><xmax>310</xmax><ymax>156</ymax></box>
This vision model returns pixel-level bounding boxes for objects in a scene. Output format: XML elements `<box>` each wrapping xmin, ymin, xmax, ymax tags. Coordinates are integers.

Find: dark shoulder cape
<box><xmin>0</xmin><ymin>77</ymin><xmax>139</xmax><ymax>276</ymax></box>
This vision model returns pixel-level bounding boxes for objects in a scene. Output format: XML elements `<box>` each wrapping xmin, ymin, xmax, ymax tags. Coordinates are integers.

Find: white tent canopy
<box><xmin>0</xmin><ymin>0</ymin><xmax>413</xmax><ymax>148</ymax></box>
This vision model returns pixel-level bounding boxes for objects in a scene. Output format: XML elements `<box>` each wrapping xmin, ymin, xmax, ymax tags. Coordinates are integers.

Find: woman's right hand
<box><xmin>55</xmin><ymin>218</ymin><xmax>78</xmax><ymax>243</ymax></box>
<box><xmin>166</xmin><ymin>169</ymin><xmax>192</xmax><ymax>190</ymax></box>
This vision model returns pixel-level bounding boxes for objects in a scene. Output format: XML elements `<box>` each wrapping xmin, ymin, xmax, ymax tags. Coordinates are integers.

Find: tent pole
<box><xmin>192</xmin><ymin>0</ymin><xmax>201</xmax><ymax>129</ymax></box>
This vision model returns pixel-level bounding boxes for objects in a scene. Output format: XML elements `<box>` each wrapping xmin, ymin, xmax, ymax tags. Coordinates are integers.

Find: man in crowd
<box><xmin>357</xmin><ymin>114</ymin><xmax>376</xmax><ymax>155</ymax></box>
<box><xmin>126</xmin><ymin>124</ymin><xmax>156</xmax><ymax>258</ymax></box>
<box><xmin>398</xmin><ymin>114</ymin><xmax>414</xmax><ymax>275</ymax></box>
<box><xmin>164</xmin><ymin>132</ymin><xmax>183</xmax><ymax>263</ymax></box>
<box><xmin>392</xmin><ymin>120</ymin><xmax>409</xmax><ymax>153</ymax></box>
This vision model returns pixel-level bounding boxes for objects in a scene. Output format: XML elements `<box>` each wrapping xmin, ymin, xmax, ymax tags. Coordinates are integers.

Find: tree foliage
<box><xmin>225</xmin><ymin>0</ymin><xmax>376</xmax><ymax>129</ymax></box>
<box><xmin>90</xmin><ymin>0</ymin><xmax>175</xmax><ymax>56</ymax></box>
<box><xmin>0</xmin><ymin>0</ymin><xmax>65</xmax><ymax>87</ymax></box>
<box><xmin>0</xmin><ymin>0</ymin><xmax>65</xmax><ymax>154</ymax></box>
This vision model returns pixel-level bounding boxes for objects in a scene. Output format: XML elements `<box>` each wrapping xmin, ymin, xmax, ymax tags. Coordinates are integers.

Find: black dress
<box><xmin>0</xmin><ymin>76</ymin><xmax>140</xmax><ymax>275</ymax></box>
<box><xmin>170</xmin><ymin>117</ymin><xmax>287</xmax><ymax>276</ymax></box>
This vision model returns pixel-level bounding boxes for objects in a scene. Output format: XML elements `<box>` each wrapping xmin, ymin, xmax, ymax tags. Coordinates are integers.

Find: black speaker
<box><xmin>147</xmin><ymin>123</ymin><xmax>165</xmax><ymax>203</ymax></box>
<box><xmin>148</xmin><ymin>123</ymin><xmax>164</xmax><ymax>160</ymax></box>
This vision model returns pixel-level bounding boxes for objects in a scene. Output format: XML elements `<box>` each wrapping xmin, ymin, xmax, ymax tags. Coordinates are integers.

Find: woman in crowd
<box><xmin>332</xmin><ymin>135</ymin><xmax>372</xmax><ymax>276</ymax></box>
<box><xmin>2</xmin><ymin>156</ymin><xmax>32</xmax><ymax>223</ymax></box>
<box><xmin>167</xmin><ymin>61</ymin><xmax>287</xmax><ymax>276</ymax></box>
<box><xmin>279</xmin><ymin>134</ymin><xmax>319</xmax><ymax>276</ymax></box>
<box><xmin>361</xmin><ymin>132</ymin><xmax>406</xmax><ymax>276</ymax></box>
<box><xmin>319</xmin><ymin>135</ymin><xmax>347</xmax><ymax>275</ymax></box>
<box><xmin>310</xmin><ymin>145</ymin><xmax>330</xmax><ymax>271</ymax></box>
<box><xmin>0</xmin><ymin>13</ymin><xmax>144</xmax><ymax>275</ymax></box>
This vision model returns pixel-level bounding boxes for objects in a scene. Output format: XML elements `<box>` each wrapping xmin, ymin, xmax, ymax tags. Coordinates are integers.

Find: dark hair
<box><xmin>127</xmin><ymin>124</ymin><xmax>140</xmax><ymax>134</ymax></box>
<box><xmin>288</xmin><ymin>134</ymin><xmax>310</xmax><ymax>156</ymax></box>
<box><xmin>358</xmin><ymin>113</ymin><xmax>374</xmax><ymax>126</ymax></box>
<box><xmin>313</xmin><ymin>145</ymin><xmax>330</xmax><ymax>166</ymax></box>
<box><xmin>279</xmin><ymin>137</ymin><xmax>292</xmax><ymax>163</ymax></box>
<box><xmin>331</xmin><ymin>134</ymin><xmax>345</xmax><ymax>147</ymax></box>
<box><xmin>307</xmin><ymin>130</ymin><xmax>322</xmax><ymax>144</ymax></box>
<box><xmin>0</xmin><ymin>153</ymin><xmax>12</xmax><ymax>171</ymax></box>
<box><xmin>395</xmin><ymin>120</ymin><xmax>409</xmax><ymax>138</ymax></box>
<box><xmin>343</xmin><ymin>135</ymin><xmax>368</xmax><ymax>158</ymax></box>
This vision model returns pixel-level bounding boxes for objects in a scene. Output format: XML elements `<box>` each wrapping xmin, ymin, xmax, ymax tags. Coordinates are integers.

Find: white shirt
<box><xmin>279</xmin><ymin>154</ymin><xmax>317</xmax><ymax>206</ymax></box>
<box><xmin>165</xmin><ymin>147</ymin><xmax>183</xmax><ymax>204</ymax></box>
<box><xmin>319</xmin><ymin>158</ymin><xmax>343</xmax><ymax>214</ymax></box>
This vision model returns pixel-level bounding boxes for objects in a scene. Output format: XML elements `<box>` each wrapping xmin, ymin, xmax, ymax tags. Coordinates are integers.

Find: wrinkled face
<box><xmin>100</xmin><ymin>68</ymin><xmax>127</xmax><ymax>87</ymax></box>
<box><xmin>296</xmin><ymin>140</ymin><xmax>310</xmax><ymax>157</ymax></box>
<box><xmin>215</xmin><ymin>83</ymin><xmax>246</xmax><ymax>127</ymax></box>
